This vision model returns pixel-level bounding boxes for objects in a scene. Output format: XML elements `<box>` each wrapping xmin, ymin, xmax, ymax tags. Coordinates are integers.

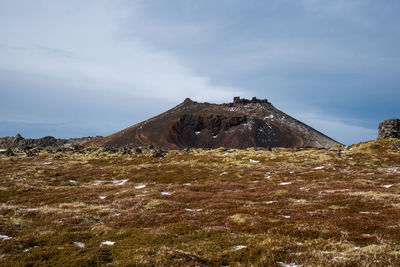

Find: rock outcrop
<box><xmin>0</xmin><ymin>134</ymin><xmax>102</xmax><ymax>150</ymax></box>
<box><xmin>378</xmin><ymin>119</ymin><xmax>400</xmax><ymax>139</ymax></box>
<box><xmin>94</xmin><ymin>97</ymin><xmax>341</xmax><ymax>149</ymax></box>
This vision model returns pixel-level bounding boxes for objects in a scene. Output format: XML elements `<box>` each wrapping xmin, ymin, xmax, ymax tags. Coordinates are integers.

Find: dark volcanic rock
<box><xmin>95</xmin><ymin>97</ymin><xmax>341</xmax><ymax>149</ymax></box>
<box><xmin>152</xmin><ymin>149</ymin><xmax>167</xmax><ymax>158</ymax></box>
<box><xmin>378</xmin><ymin>119</ymin><xmax>400</xmax><ymax>139</ymax></box>
<box><xmin>5</xmin><ymin>148</ymin><xmax>15</xmax><ymax>156</ymax></box>
<box><xmin>0</xmin><ymin>134</ymin><xmax>103</xmax><ymax>150</ymax></box>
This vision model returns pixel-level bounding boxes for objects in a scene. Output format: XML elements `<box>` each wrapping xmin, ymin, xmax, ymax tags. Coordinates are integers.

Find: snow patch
<box><xmin>359</xmin><ymin>211</ymin><xmax>379</xmax><ymax>215</ymax></box>
<box><xmin>278</xmin><ymin>262</ymin><xmax>300</xmax><ymax>267</ymax></box>
<box><xmin>382</xmin><ymin>184</ymin><xmax>394</xmax><ymax>188</ymax></box>
<box><xmin>100</xmin><ymin>241</ymin><xmax>115</xmax><ymax>247</ymax></box>
<box><xmin>264</xmin><ymin>114</ymin><xmax>274</xmax><ymax>119</ymax></box>
<box><xmin>249</xmin><ymin>159</ymin><xmax>259</xmax><ymax>163</ymax></box>
<box><xmin>160</xmin><ymin>192</ymin><xmax>171</xmax><ymax>196</ymax></box>
<box><xmin>74</xmin><ymin>241</ymin><xmax>85</xmax><ymax>248</ymax></box>
<box><xmin>113</xmin><ymin>179</ymin><xmax>129</xmax><ymax>186</ymax></box>
<box><xmin>233</xmin><ymin>245</ymin><xmax>247</xmax><ymax>250</ymax></box>
<box><xmin>135</xmin><ymin>184</ymin><xmax>146</xmax><ymax>189</ymax></box>
<box><xmin>185</xmin><ymin>208</ymin><xmax>202</xmax><ymax>212</ymax></box>
<box><xmin>279</xmin><ymin>182</ymin><xmax>292</xmax><ymax>185</ymax></box>
<box><xmin>313</xmin><ymin>166</ymin><xmax>325</xmax><ymax>170</ymax></box>
<box><xmin>99</xmin><ymin>196</ymin><xmax>107</xmax><ymax>200</ymax></box>
<box><xmin>195</xmin><ymin>131</ymin><xmax>200</xmax><ymax>135</ymax></box>
<box><xmin>23</xmin><ymin>246</ymin><xmax>38</xmax><ymax>252</ymax></box>
<box><xmin>0</xmin><ymin>234</ymin><xmax>12</xmax><ymax>240</ymax></box>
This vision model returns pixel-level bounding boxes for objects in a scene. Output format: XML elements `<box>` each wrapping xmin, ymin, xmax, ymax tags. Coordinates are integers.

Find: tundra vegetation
<box><xmin>0</xmin><ymin>138</ymin><xmax>400</xmax><ymax>266</ymax></box>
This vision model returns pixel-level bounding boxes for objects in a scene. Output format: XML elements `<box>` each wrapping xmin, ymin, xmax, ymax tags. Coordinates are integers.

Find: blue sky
<box><xmin>0</xmin><ymin>0</ymin><xmax>399</xmax><ymax>145</ymax></box>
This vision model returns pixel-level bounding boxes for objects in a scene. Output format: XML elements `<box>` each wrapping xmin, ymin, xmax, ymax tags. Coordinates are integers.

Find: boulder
<box><xmin>378</xmin><ymin>119</ymin><xmax>400</xmax><ymax>139</ymax></box>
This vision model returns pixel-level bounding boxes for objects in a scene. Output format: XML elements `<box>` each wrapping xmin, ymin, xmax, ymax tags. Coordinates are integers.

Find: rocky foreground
<box><xmin>0</xmin><ymin>138</ymin><xmax>399</xmax><ymax>266</ymax></box>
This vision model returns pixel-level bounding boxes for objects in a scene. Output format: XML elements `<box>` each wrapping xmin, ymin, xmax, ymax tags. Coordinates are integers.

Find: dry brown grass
<box><xmin>0</xmin><ymin>138</ymin><xmax>400</xmax><ymax>266</ymax></box>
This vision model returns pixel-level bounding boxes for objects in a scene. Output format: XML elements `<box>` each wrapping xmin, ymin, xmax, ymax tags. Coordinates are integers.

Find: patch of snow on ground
<box><xmin>233</xmin><ymin>245</ymin><xmax>247</xmax><ymax>250</ymax></box>
<box><xmin>220</xmin><ymin>172</ymin><xmax>228</xmax><ymax>176</ymax></box>
<box><xmin>382</xmin><ymin>184</ymin><xmax>394</xmax><ymax>188</ymax></box>
<box><xmin>42</xmin><ymin>161</ymin><xmax>52</xmax><ymax>165</ymax></box>
<box><xmin>278</xmin><ymin>261</ymin><xmax>300</xmax><ymax>267</ymax></box>
<box><xmin>135</xmin><ymin>194</ymin><xmax>146</xmax><ymax>197</ymax></box>
<box><xmin>264</xmin><ymin>175</ymin><xmax>271</xmax><ymax>179</ymax></box>
<box><xmin>100</xmin><ymin>241</ymin><xmax>115</xmax><ymax>247</ymax></box>
<box><xmin>74</xmin><ymin>241</ymin><xmax>85</xmax><ymax>248</ymax></box>
<box><xmin>282</xmin><ymin>215</ymin><xmax>291</xmax><ymax>219</ymax></box>
<box><xmin>195</xmin><ymin>131</ymin><xmax>200</xmax><ymax>135</ymax></box>
<box><xmin>0</xmin><ymin>234</ymin><xmax>12</xmax><ymax>240</ymax></box>
<box><xmin>93</xmin><ymin>180</ymin><xmax>105</xmax><ymax>185</ymax></box>
<box><xmin>249</xmin><ymin>159</ymin><xmax>259</xmax><ymax>163</ymax></box>
<box><xmin>69</xmin><ymin>180</ymin><xmax>76</xmax><ymax>183</ymax></box>
<box><xmin>359</xmin><ymin>211</ymin><xmax>379</xmax><ymax>214</ymax></box>
<box><xmin>264</xmin><ymin>114</ymin><xmax>274</xmax><ymax>119</ymax></box>
<box><xmin>279</xmin><ymin>182</ymin><xmax>292</xmax><ymax>185</ymax></box>
<box><xmin>266</xmin><ymin>201</ymin><xmax>277</xmax><ymax>204</ymax></box>
<box><xmin>313</xmin><ymin>166</ymin><xmax>325</xmax><ymax>170</ymax></box>
<box><xmin>185</xmin><ymin>208</ymin><xmax>202</xmax><ymax>212</ymax></box>
<box><xmin>183</xmin><ymin>183</ymin><xmax>192</xmax><ymax>186</ymax></box>
<box><xmin>135</xmin><ymin>184</ymin><xmax>146</xmax><ymax>189</ymax></box>
<box><xmin>23</xmin><ymin>246</ymin><xmax>38</xmax><ymax>252</ymax></box>
<box><xmin>99</xmin><ymin>196</ymin><xmax>107</xmax><ymax>200</ymax></box>
<box><xmin>160</xmin><ymin>192</ymin><xmax>171</xmax><ymax>195</ymax></box>
<box><xmin>113</xmin><ymin>179</ymin><xmax>129</xmax><ymax>186</ymax></box>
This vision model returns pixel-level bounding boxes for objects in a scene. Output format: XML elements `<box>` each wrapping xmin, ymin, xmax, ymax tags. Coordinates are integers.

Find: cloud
<box><xmin>0</xmin><ymin>1</ymin><xmax>243</xmax><ymax>103</ymax></box>
<box><xmin>295</xmin><ymin>112</ymin><xmax>377</xmax><ymax>145</ymax></box>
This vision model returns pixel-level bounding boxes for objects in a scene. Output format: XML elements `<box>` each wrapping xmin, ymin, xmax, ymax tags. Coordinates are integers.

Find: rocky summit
<box><xmin>378</xmin><ymin>118</ymin><xmax>400</xmax><ymax>139</ymax></box>
<box><xmin>96</xmin><ymin>97</ymin><xmax>341</xmax><ymax>149</ymax></box>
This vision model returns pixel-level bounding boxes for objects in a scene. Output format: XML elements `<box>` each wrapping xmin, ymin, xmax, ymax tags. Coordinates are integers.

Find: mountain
<box><xmin>95</xmin><ymin>97</ymin><xmax>341</xmax><ymax>149</ymax></box>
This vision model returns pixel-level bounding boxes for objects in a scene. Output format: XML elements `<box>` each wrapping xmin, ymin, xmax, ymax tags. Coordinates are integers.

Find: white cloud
<box><xmin>0</xmin><ymin>1</ymin><xmax>243</xmax><ymax>103</ymax></box>
<box><xmin>295</xmin><ymin>112</ymin><xmax>377</xmax><ymax>145</ymax></box>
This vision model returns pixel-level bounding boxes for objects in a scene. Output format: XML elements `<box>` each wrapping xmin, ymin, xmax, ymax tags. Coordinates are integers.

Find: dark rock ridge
<box><xmin>0</xmin><ymin>134</ymin><xmax>102</xmax><ymax>150</ymax></box>
<box><xmin>378</xmin><ymin>119</ymin><xmax>400</xmax><ymax>139</ymax></box>
<box><xmin>94</xmin><ymin>97</ymin><xmax>341</xmax><ymax>149</ymax></box>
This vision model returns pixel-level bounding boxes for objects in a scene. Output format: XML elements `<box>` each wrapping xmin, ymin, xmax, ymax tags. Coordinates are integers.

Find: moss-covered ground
<box><xmin>1</xmin><ymin>138</ymin><xmax>400</xmax><ymax>266</ymax></box>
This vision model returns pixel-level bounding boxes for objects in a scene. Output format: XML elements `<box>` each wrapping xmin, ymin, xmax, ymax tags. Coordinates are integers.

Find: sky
<box><xmin>0</xmin><ymin>0</ymin><xmax>399</xmax><ymax>145</ymax></box>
